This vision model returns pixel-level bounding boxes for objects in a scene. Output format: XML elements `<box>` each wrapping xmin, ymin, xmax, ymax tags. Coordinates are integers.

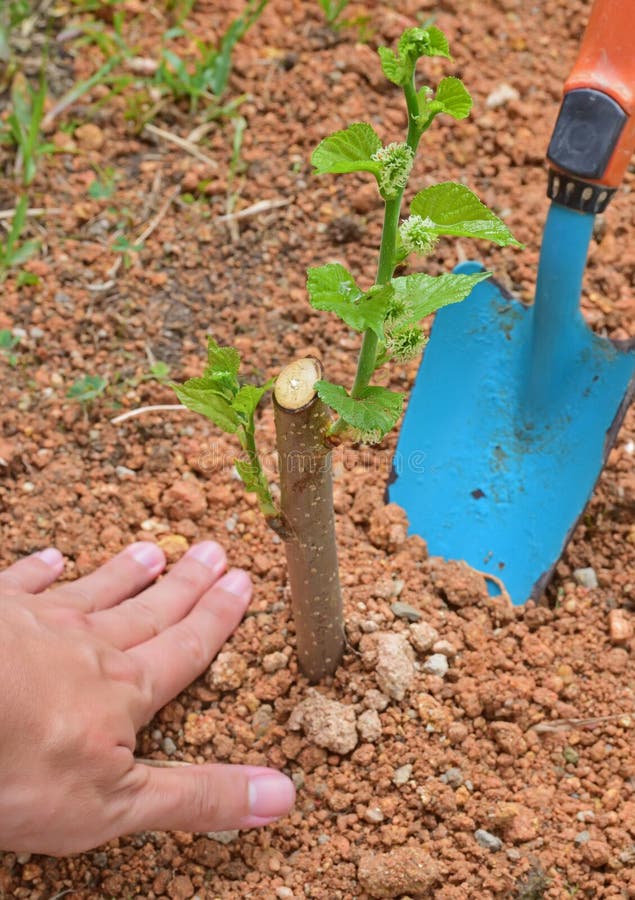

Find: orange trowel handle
<box><xmin>547</xmin><ymin>0</ymin><xmax>635</xmax><ymax>207</ymax></box>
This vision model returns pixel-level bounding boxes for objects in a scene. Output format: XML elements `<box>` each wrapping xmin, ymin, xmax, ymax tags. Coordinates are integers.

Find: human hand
<box><xmin>0</xmin><ymin>541</ymin><xmax>295</xmax><ymax>856</ymax></box>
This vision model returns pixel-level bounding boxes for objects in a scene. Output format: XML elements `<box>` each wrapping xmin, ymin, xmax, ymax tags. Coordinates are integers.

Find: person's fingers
<box><xmin>0</xmin><ymin>548</ymin><xmax>64</xmax><ymax>595</ymax></box>
<box><xmin>128</xmin><ymin>568</ymin><xmax>252</xmax><ymax>719</ymax></box>
<box><xmin>122</xmin><ymin>764</ymin><xmax>295</xmax><ymax>835</ymax></box>
<box><xmin>54</xmin><ymin>543</ymin><xmax>166</xmax><ymax>612</ymax></box>
<box><xmin>92</xmin><ymin>542</ymin><xmax>227</xmax><ymax>649</ymax></box>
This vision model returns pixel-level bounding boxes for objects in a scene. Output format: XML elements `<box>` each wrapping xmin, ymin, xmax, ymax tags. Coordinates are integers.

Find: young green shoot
<box><xmin>0</xmin><ymin>195</ymin><xmax>40</xmax><ymax>280</ymax></box>
<box><xmin>0</xmin><ymin>330</ymin><xmax>20</xmax><ymax>367</ymax></box>
<box><xmin>316</xmin><ymin>0</ymin><xmax>369</xmax><ymax>36</ymax></box>
<box><xmin>169</xmin><ymin>25</ymin><xmax>520</xmax><ymax>680</ymax></box>
<box><xmin>155</xmin><ymin>0</ymin><xmax>269</xmax><ymax>112</ymax></box>
<box><xmin>310</xmin><ymin>26</ymin><xmax>520</xmax><ymax>441</ymax></box>
<box><xmin>4</xmin><ymin>71</ymin><xmax>54</xmax><ymax>186</ymax></box>
<box><xmin>317</xmin><ymin>0</ymin><xmax>351</xmax><ymax>28</ymax></box>
<box><xmin>67</xmin><ymin>374</ymin><xmax>108</xmax><ymax>405</ymax></box>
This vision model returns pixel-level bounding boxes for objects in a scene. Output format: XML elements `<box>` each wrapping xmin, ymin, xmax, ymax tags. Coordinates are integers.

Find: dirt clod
<box><xmin>357</xmin><ymin>845</ymin><xmax>440</xmax><ymax>898</ymax></box>
<box><xmin>288</xmin><ymin>689</ymin><xmax>358</xmax><ymax>755</ymax></box>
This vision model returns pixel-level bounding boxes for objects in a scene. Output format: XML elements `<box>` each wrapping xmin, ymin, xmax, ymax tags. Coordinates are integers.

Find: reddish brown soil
<box><xmin>1</xmin><ymin>0</ymin><xmax>634</xmax><ymax>898</ymax></box>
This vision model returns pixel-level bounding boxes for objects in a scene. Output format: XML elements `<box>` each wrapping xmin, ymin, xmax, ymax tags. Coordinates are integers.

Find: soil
<box><xmin>1</xmin><ymin>0</ymin><xmax>634</xmax><ymax>898</ymax></box>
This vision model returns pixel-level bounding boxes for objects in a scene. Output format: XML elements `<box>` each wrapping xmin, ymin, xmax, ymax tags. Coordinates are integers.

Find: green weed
<box><xmin>4</xmin><ymin>71</ymin><xmax>54</xmax><ymax>186</ymax></box>
<box><xmin>0</xmin><ymin>330</ymin><xmax>20</xmax><ymax>366</ymax></box>
<box><xmin>88</xmin><ymin>166</ymin><xmax>118</xmax><ymax>200</ymax></box>
<box><xmin>317</xmin><ymin>0</ymin><xmax>351</xmax><ymax>27</ymax></box>
<box><xmin>0</xmin><ymin>1</ymin><xmax>31</xmax><ymax>62</ymax></box>
<box><xmin>66</xmin><ymin>374</ymin><xmax>108</xmax><ymax>404</ymax></box>
<box><xmin>316</xmin><ymin>0</ymin><xmax>371</xmax><ymax>37</ymax></box>
<box><xmin>154</xmin><ymin>0</ymin><xmax>269</xmax><ymax>111</ymax></box>
<box><xmin>0</xmin><ymin>195</ymin><xmax>40</xmax><ymax>279</ymax></box>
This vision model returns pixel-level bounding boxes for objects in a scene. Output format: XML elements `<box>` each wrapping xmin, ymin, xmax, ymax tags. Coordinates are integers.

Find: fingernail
<box><xmin>217</xmin><ymin>568</ymin><xmax>252</xmax><ymax>600</ymax></box>
<box><xmin>127</xmin><ymin>542</ymin><xmax>165</xmax><ymax>576</ymax></box>
<box><xmin>34</xmin><ymin>547</ymin><xmax>64</xmax><ymax>572</ymax></box>
<box><xmin>248</xmin><ymin>772</ymin><xmax>296</xmax><ymax>819</ymax></box>
<box><xmin>186</xmin><ymin>541</ymin><xmax>225</xmax><ymax>573</ymax></box>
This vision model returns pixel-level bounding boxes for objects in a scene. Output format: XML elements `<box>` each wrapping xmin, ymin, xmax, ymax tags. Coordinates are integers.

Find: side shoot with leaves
<box><xmin>172</xmin><ymin>26</ymin><xmax>520</xmax><ymax>681</ymax></box>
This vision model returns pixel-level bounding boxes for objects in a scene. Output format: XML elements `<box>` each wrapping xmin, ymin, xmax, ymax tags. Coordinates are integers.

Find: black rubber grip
<box><xmin>547</xmin><ymin>88</ymin><xmax>627</xmax><ymax>180</ymax></box>
<box><xmin>547</xmin><ymin>169</ymin><xmax>616</xmax><ymax>213</ymax></box>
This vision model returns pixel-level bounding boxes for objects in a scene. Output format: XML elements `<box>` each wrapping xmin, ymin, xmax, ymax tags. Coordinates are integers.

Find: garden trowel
<box><xmin>389</xmin><ymin>0</ymin><xmax>635</xmax><ymax>604</ymax></box>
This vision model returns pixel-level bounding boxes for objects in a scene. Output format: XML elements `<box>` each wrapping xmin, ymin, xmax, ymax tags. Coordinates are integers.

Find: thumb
<box><xmin>123</xmin><ymin>763</ymin><xmax>296</xmax><ymax>834</ymax></box>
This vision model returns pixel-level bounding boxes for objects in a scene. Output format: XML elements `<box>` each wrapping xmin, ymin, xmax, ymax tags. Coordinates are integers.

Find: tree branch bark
<box><xmin>273</xmin><ymin>358</ymin><xmax>345</xmax><ymax>682</ymax></box>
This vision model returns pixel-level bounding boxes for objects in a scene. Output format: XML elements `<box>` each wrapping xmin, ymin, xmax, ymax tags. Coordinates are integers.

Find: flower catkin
<box><xmin>372</xmin><ymin>143</ymin><xmax>414</xmax><ymax>198</ymax></box>
<box><xmin>399</xmin><ymin>214</ymin><xmax>439</xmax><ymax>256</ymax></box>
<box><xmin>386</xmin><ymin>325</ymin><xmax>427</xmax><ymax>361</ymax></box>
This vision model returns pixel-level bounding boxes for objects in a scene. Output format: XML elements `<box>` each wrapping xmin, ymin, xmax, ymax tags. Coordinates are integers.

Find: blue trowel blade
<box><xmin>389</xmin><ymin>204</ymin><xmax>635</xmax><ymax>604</ymax></box>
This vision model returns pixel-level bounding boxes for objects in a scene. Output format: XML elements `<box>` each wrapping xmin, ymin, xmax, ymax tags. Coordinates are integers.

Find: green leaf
<box><xmin>0</xmin><ymin>330</ymin><xmax>19</xmax><ymax>351</ymax></box>
<box><xmin>233</xmin><ymin>383</ymin><xmax>268</xmax><ymax>420</ymax></box>
<box><xmin>312</xmin><ymin>123</ymin><xmax>382</xmax><ymax>177</ymax></box>
<box><xmin>433</xmin><ymin>77</ymin><xmax>472</xmax><ymax>119</ymax></box>
<box><xmin>398</xmin><ymin>25</ymin><xmax>450</xmax><ymax>63</ymax></box>
<box><xmin>206</xmin><ymin>336</ymin><xmax>240</xmax><ymax>378</ymax></box>
<box><xmin>307</xmin><ymin>263</ymin><xmax>362</xmax><ymax>307</ymax></box>
<box><xmin>410</xmin><ymin>182</ymin><xmax>522</xmax><ymax>246</ymax></box>
<box><xmin>379</xmin><ymin>26</ymin><xmax>451</xmax><ymax>86</ymax></box>
<box><xmin>6</xmin><ymin>194</ymin><xmax>29</xmax><ymax>252</ymax></box>
<box><xmin>172</xmin><ymin>377</ymin><xmax>240</xmax><ymax>433</ymax></box>
<box><xmin>315</xmin><ymin>381</ymin><xmax>404</xmax><ymax>439</ymax></box>
<box><xmin>306</xmin><ymin>264</ymin><xmax>393</xmax><ymax>339</ymax></box>
<box><xmin>234</xmin><ymin>456</ymin><xmax>276</xmax><ymax>515</ymax></box>
<box><xmin>390</xmin><ymin>271</ymin><xmax>491</xmax><ymax>327</ymax></box>
<box><xmin>88</xmin><ymin>178</ymin><xmax>115</xmax><ymax>200</ymax></box>
<box><xmin>7</xmin><ymin>239</ymin><xmax>39</xmax><ymax>267</ymax></box>
<box><xmin>377</xmin><ymin>46</ymin><xmax>405</xmax><ymax>86</ymax></box>
<box><xmin>16</xmin><ymin>270</ymin><xmax>39</xmax><ymax>287</ymax></box>
<box><xmin>66</xmin><ymin>374</ymin><xmax>107</xmax><ymax>402</ymax></box>
<box><xmin>424</xmin><ymin>25</ymin><xmax>451</xmax><ymax>59</ymax></box>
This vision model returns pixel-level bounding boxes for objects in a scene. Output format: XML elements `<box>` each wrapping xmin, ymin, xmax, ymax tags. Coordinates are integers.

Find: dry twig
<box><xmin>144</xmin><ymin>123</ymin><xmax>218</xmax><ymax>169</ymax></box>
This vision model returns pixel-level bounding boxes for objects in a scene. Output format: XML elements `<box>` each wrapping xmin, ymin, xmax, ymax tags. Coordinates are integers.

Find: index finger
<box><xmin>0</xmin><ymin>548</ymin><xmax>65</xmax><ymax>595</ymax></box>
<box><xmin>127</xmin><ymin>568</ymin><xmax>252</xmax><ymax>718</ymax></box>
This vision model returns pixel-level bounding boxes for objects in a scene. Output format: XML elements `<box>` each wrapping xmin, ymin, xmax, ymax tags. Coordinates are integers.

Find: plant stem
<box><xmin>273</xmin><ymin>357</ymin><xmax>344</xmax><ymax>682</ymax></box>
<box><xmin>242</xmin><ymin>425</ymin><xmax>279</xmax><ymax>520</ymax></box>
<box><xmin>333</xmin><ymin>74</ymin><xmax>423</xmax><ymax>432</ymax></box>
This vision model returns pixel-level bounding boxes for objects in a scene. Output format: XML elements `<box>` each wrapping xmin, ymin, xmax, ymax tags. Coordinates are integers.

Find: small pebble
<box><xmin>440</xmin><ymin>767</ymin><xmax>464</xmax><ymax>787</ymax></box>
<box><xmin>608</xmin><ymin>608</ymin><xmax>633</xmax><ymax>645</ymax></box>
<box><xmin>573</xmin><ymin>567</ymin><xmax>598</xmax><ymax>589</ymax></box>
<box><xmin>485</xmin><ymin>82</ymin><xmax>520</xmax><ymax>108</ymax></box>
<box><xmin>563</xmin><ymin>746</ymin><xmax>579</xmax><ymax>764</ymax></box>
<box><xmin>263</xmin><ymin>651</ymin><xmax>288</xmax><ymax>673</ymax></box>
<box><xmin>577</xmin><ymin>810</ymin><xmax>595</xmax><ymax>823</ymax></box>
<box><xmin>574</xmin><ymin>830</ymin><xmax>591</xmax><ymax>844</ymax></box>
<box><xmin>432</xmin><ymin>639</ymin><xmax>457</xmax><ymax>658</ymax></box>
<box><xmin>357</xmin><ymin>708</ymin><xmax>382</xmax><ymax>742</ymax></box>
<box><xmin>409</xmin><ymin>621</ymin><xmax>439</xmax><ymax>653</ymax></box>
<box><xmin>423</xmin><ymin>653</ymin><xmax>449</xmax><ymax>677</ymax></box>
<box><xmin>276</xmin><ymin>889</ymin><xmax>294</xmax><ymax>899</ymax></box>
<box><xmin>291</xmin><ymin>771</ymin><xmax>305</xmax><ymax>790</ymax></box>
<box><xmin>363</xmin><ymin>806</ymin><xmax>385</xmax><ymax>824</ymax></box>
<box><xmin>393</xmin><ymin>764</ymin><xmax>413</xmax><ymax>786</ymax></box>
<box><xmin>208</xmin><ymin>830</ymin><xmax>239</xmax><ymax>844</ymax></box>
<box><xmin>474</xmin><ymin>829</ymin><xmax>503</xmax><ymax>851</ymax></box>
<box><xmin>161</xmin><ymin>737</ymin><xmax>177</xmax><ymax>756</ymax></box>
<box><xmin>116</xmin><ymin>465</ymin><xmax>137</xmax><ymax>479</ymax></box>
<box><xmin>363</xmin><ymin>689</ymin><xmax>389</xmax><ymax>711</ymax></box>
<box><xmin>391</xmin><ymin>601</ymin><xmax>422</xmax><ymax>622</ymax></box>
